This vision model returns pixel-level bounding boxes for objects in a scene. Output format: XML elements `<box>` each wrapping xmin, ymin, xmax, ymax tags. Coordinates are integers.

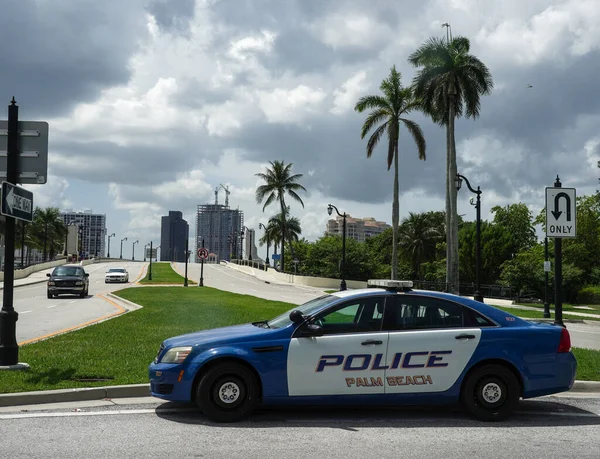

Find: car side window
<box><xmin>383</xmin><ymin>296</ymin><xmax>476</xmax><ymax>331</ymax></box>
<box><xmin>313</xmin><ymin>296</ymin><xmax>386</xmax><ymax>335</ymax></box>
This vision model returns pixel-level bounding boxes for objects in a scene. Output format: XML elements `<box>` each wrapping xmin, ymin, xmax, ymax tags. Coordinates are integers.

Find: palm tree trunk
<box><xmin>448</xmin><ymin>93</ymin><xmax>459</xmax><ymax>294</ymax></box>
<box><xmin>280</xmin><ymin>199</ymin><xmax>286</xmax><ymax>272</ymax></box>
<box><xmin>391</xmin><ymin>142</ymin><xmax>400</xmax><ymax>280</ymax></box>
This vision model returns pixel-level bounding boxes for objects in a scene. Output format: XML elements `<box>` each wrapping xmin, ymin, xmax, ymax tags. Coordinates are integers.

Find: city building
<box><xmin>195</xmin><ymin>204</ymin><xmax>244</xmax><ymax>263</ymax></box>
<box><xmin>61</xmin><ymin>210</ymin><xmax>107</xmax><ymax>258</ymax></box>
<box><xmin>244</xmin><ymin>228</ymin><xmax>259</xmax><ymax>261</ymax></box>
<box><xmin>160</xmin><ymin>211</ymin><xmax>189</xmax><ymax>262</ymax></box>
<box><xmin>326</xmin><ymin>215</ymin><xmax>391</xmax><ymax>243</ymax></box>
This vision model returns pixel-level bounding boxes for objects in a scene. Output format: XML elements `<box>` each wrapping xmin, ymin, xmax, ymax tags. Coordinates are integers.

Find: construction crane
<box><xmin>214</xmin><ymin>186</ymin><xmax>219</xmax><ymax>205</ymax></box>
<box><xmin>220</xmin><ymin>184</ymin><xmax>230</xmax><ymax>207</ymax></box>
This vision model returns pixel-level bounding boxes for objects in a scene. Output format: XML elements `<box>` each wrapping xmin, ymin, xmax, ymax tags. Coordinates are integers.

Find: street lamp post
<box><xmin>107</xmin><ymin>233</ymin><xmax>115</xmax><ymax>258</ymax></box>
<box><xmin>456</xmin><ymin>173</ymin><xmax>483</xmax><ymax>303</ymax></box>
<box><xmin>120</xmin><ymin>237</ymin><xmax>127</xmax><ymax>259</ymax></box>
<box><xmin>327</xmin><ymin>204</ymin><xmax>347</xmax><ymax>291</ymax></box>
<box><xmin>258</xmin><ymin>222</ymin><xmax>270</xmax><ymax>268</ymax></box>
<box><xmin>132</xmin><ymin>240</ymin><xmax>139</xmax><ymax>261</ymax></box>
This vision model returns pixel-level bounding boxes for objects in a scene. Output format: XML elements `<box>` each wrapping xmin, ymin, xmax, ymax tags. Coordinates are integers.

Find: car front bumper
<box><xmin>105</xmin><ymin>277</ymin><xmax>128</xmax><ymax>282</ymax></box>
<box><xmin>148</xmin><ymin>362</ymin><xmax>195</xmax><ymax>403</ymax></box>
<box><xmin>48</xmin><ymin>286</ymin><xmax>85</xmax><ymax>294</ymax></box>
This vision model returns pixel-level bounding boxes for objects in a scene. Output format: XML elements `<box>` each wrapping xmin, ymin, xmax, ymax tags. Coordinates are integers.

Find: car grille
<box><xmin>55</xmin><ymin>280</ymin><xmax>76</xmax><ymax>287</ymax></box>
<box><xmin>153</xmin><ymin>383</ymin><xmax>173</xmax><ymax>395</ymax></box>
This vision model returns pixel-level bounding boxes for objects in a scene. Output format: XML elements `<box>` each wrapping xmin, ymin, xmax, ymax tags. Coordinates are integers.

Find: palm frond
<box><xmin>360</xmin><ymin>107</ymin><xmax>390</xmax><ymax>139</ymax></box>
<box><xmin>287</xmin><ymin>190</ymin><xmax>305</xmax><ymax>208</ymax></box>
<box><xmin>366</xmin><ymin>122</ymin><xmax>388</xmax><ymax>159</ymax></box>
<box><xmin>355</xmin><ymin>95</ymin><xmax>392</xmax><ymax>113</ymax></box>
<box><xmin>401</xmin><ymin>118</ymin><xmax>427</xmax><ymax>160</ymax></box>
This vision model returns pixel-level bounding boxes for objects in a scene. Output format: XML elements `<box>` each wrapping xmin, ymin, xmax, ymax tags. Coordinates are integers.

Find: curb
<box><xmin>0</xmin><ymin>384</ymin><xmax>150</xmax><ymax>407</ymax></box>
<box><xmin>0</xmin><ymin>380</ymin><xmax>598</xmax><ymax>409</ymax></box>
<box><xmin>0</xmin><ymin>278</ymin><xmax>49</xmax><ymax>291</ymax></box>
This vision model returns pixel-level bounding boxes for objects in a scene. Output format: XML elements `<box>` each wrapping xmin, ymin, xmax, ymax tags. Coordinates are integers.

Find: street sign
<box><xmin>545</xmin><ymin>187</ymin><xmax>576</xmax><ymax>238</ymax></box>
<box><xmin>544</xmin><ymin>261</ymin><xmax>551</xmax><ymax>272</ymax></box>
<box><xmin>272</xmin><ymin>254</ymin><xmax>280</xmax><ymax>260</ymax></box>
<box><xmin>0</xmin><ymin>181</ymin><xmax>33</xmax><ymax>222</ymax></box>
<box><xmin>197</xmin><ymin>247</ymin><xmax>209</xmax><ymax>259</ymax></box>
<box><xmin>0</xmin><ymin>120</ymin><xmax>49</xmax><ymax>184</ymax></box>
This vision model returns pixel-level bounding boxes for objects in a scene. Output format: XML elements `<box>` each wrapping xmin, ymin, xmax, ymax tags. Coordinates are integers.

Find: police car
<box><xmin>148</xmin><ymin>280</ymin><xmax>576</xmax><ymax>423</ymax></box>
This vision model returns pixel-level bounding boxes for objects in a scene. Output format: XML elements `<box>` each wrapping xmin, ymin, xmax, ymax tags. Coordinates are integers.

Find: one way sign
<box><xmin>1</xmin><ymin>181</ymin><xmax>34</xmax><ymax>222</ymax></box>
<box><xmin>545</xmin><ymin>187</ymin><xmax>576</xmax><ymax>238</ymax></box>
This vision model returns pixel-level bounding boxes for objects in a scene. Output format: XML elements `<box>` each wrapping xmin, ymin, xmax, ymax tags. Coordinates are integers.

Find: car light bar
<box><xmin>367</xmin><ymin>279</ymin><xmax>413</xmax><ymax>289</ymax></box>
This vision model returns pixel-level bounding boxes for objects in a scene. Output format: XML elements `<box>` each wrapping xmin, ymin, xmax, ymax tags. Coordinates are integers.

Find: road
<box><xmin>175</xmin><ymin>262</ymin><xmax>600</xmax><ymax>350</ymax></box>
<box><xmin>0</xmin><ymin>261</ymin><xmax>146</xmax><ymax>344</ymax></box>
<box><xmin>0</xmin><ymin>395</ymin><xmax>598</xmax><ymax>458</ymax></box>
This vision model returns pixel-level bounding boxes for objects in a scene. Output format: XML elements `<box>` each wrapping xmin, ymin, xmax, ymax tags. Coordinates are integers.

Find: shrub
<box><xmin>576</xmin><ymin>285</ymin><xmax>600</xmax><ymax>304</ymax></box>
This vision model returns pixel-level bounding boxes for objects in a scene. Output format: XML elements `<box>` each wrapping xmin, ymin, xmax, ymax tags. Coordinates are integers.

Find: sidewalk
<box><xmin>0</xmin><ymin>268</ymin><xmax>55</xmax><ymax>290</ymax></box>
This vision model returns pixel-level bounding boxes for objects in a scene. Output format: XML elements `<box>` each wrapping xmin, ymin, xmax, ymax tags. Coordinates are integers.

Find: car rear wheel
<box><xmin>195</xmin><ymin>362</ymin><xmax>259</xmax><ymax>423</ymax></box>
<box><xmin>461</xmin><ymin>364</ymin><xmax>520</xmax><ymax>422</ymax></box>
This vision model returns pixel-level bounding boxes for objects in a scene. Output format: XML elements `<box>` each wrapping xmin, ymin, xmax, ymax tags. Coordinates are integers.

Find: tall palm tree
<box><xmin>409</xmin><ymin>35</ymin><xmax>493</xmax><ymax>293</ymax></box>
<box><xmin>398</xmin><ymin>212</ymin><xmax>443</xmax><ymax>279</ymax></box>
<box><xmin>255</xmin><ymin>161</ymin><xmax>306</xmax><ymax>272</ymax></box>
<box><xmin>355</xmin><ymin>66</ymin><xmax>427</xmax><ymax>280</ymax></box>
<box><xmin>258</xmin><ymin>221</ymin><xmax>278</xmax><ymax>266</ymax></box>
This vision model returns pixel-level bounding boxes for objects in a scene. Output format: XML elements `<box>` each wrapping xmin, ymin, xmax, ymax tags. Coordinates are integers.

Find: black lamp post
<box><xmin>456</xmin><ymin>173</ymin><xmax>483</xmax><ymax>303</ymax></box>
<box><xmin>132</xmin><ymin>240</ymin><xmax>139</xmax><ymax>261</ymax></box>
<box><xmin>327</xmin><ymin>204</ymin><xmax>347</xmax><ymax>291</ymax></box>
<box><xmin>120</xmin><ymin>237</ymin><xmax>127</xmax><ymax>259</ymax></box>
<box><xmin>258</xmin><ymin>222</ymin><xmax>270</xmax><ymax>267</ymax></box>
<box><xmin>107</xmin><ymin>232</ymin><xmax>115</xmax><ymax>258</ymax></box>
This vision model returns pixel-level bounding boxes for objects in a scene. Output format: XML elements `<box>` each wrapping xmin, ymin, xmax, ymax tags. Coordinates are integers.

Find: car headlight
<box><xmin>48</xmin><ymin>281</ymin><xmax>55</xmax><ymax>286</ymax></box>
<box><xmin>160</xmin><ymin>346</ymin><xmax>192</xmax><ymax>364</ymax></box>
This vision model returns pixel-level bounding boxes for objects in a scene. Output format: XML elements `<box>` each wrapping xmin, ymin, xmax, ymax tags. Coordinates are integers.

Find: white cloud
<box><xmin>228</xmin><ymin>30</ymin><xmax>276</xmax><ymax>60</ymax></box>
<box><xmin>331</xmin><ymin>70</ymin><xmax>368</xmax><ymax>115</ymax></box>
<box><xmin>258</xmin><ymin>85</ymin><xmax>327</xmax><ymax>124</ymax></box>
<box><xmin>312</xmin><ymin>13</ymin><xmax>393</xmax><ymax>49</ymax></box>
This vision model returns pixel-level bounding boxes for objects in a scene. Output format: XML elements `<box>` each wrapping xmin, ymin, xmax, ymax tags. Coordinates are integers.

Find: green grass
<box><xmin>515</xmin><ymin>303</ymin><xmax>600</xmax><ymax>313</ymax></box>
<box><xmin>572</xmin><ymin>348</ymin><xmax>600</xmax><ymax>381</ymax></box>
<box><xmin>1</xmin><ymin>287</ymin><xmax>598</xmax><ymax>395</ymax></box>
<box><xmin>494</xmin><ymin>306</ymin><xmax>600</xmax><ymax>322</ymax></box>
<box><xmin>139</xmin><ymin>262</ymin><xmax>196</xmax><ymax>285</ymax></box>
<box><xmin>324</xmin><ymin>290</ymin><xmax>338</xmax><ymax>294</ymax></box>
<box><xmin>0</xmin><ymin>287</ymin><xmax>290</xmax><ymax>394</ymax></box>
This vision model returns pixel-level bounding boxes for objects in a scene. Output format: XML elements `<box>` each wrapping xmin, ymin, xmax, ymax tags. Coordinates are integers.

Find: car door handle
<box><xmin>455</xmin><ymin>334</ymin><xmax>476</xmax><ymax>340</ymax></box>
<box><xmin>361</xmin><ymin>340</ymin><xmax>383</xmax><ymax>346</ymax></box>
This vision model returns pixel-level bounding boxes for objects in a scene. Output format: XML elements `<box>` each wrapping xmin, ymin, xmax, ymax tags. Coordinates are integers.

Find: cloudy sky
<box><xmin>2</xmin><ymin>0</ymin><xmax>598</xmax><ymax>260</ymax></box>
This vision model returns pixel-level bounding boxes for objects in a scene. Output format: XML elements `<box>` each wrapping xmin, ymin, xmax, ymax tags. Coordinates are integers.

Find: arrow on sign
<box><xmin>551</xmin><ymin>192</ymin><xmax>572</xmax><ymax>221</ymax></box>
<box><xmin>5</xmin><ymin>186</ymin><xmax>13</xmax><ymax>213</ymax></box>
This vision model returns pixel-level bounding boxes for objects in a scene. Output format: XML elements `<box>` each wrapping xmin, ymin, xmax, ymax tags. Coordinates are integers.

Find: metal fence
<box><xmin>411</xmin><ymin>280</ymin><xmax>517</xmax><ymax>300</ymax></box>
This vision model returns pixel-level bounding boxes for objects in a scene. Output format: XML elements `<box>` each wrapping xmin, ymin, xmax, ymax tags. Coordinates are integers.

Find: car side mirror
<box><xmin>289</xmin><ymin>310</ymin><xmax>305</xmax><ymax>324</ymax></box>
<box><xmin>296</xmin><ymin>323</ymin><xmax>323</xmax><ymax>338</ymax></box>
<box><xmin>46</xmin><ymin>273</ymin><xmax>51</xmax><ymax>277</ymax></box>
<box><xmin>85</xmin><ymin>273</ymin><xmax>89</xmax><ymax>277</ymax></box>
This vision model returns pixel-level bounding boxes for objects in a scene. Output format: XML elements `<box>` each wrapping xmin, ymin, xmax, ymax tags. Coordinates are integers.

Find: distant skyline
<box><xmin>2</xmin><ymin>0</ymin><xmax>597</xmax><ymax>260</ymax></box>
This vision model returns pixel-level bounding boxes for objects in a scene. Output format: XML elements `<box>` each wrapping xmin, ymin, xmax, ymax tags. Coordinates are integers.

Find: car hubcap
<box><xmin>481</xmin><ymin>382</ymin><xmax>502</xmax><ymax>404</ymax></box>
<box><xmin>218</xmin><ymin>382</ymin><xmax>240</xmax><ymax>404</ymax></box>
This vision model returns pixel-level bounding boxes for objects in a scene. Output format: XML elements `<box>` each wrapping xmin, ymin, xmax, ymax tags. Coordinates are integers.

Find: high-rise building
<box><xmin>244</xmin><ymin>228</ymin><xmax>259</xmax><ymax>261</ymax></box>
<box><xmin>195</xmin><ymin>204</ymin><xmax>244</xmax><ymax>262</ymax></box>
<box><xmin>160</xmin><ymin>211</ymin><xmax>189</xmax><ymax>262</ymax></box>
<box><xmin>61</xmin><ymin>210</ymin><xmax>107</xmax><ymax>258</ymax></box>
<box><xmin>326</xmin><ymin>215</ymin><xmax>391</xmax><ymax>243</ymax></box>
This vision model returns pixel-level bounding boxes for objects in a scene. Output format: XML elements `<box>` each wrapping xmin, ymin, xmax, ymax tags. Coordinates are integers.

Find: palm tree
<box><xmin>30</xmin><ymin>207</ymin><xmax>66</xmax><ymax>261</ymax></box>
<box><xmin>398</xmin><ymin>212</ymin><xmax>443</xmax><ymax>279</ymax></box>
<box><xmin>268</xmin><ymin>207</ymin><xmax>302</xmax><ymax>270</ymax></box>
<box><xmin>409</xmin><ymin>35</ymin><xmax>493</xmax><ymax>293</ymax></box>
<box><xmin>255</xmin><ymin>161</ymin><xmax>306</xmax><ymax>272</ymax></box>
<box><xmin>258</xmin><ymin>221</ymin><xmax>278</xmax><ymax>266</ymax></box>
<box><xmin>355</xmin><ymin>66</ymin><xmax>427</xmax><ymax>280</ymax></box>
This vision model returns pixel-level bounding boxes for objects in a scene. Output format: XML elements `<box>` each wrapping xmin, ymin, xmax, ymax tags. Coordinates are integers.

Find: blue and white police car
<box><xmin>148</xmin><ymin>280</ymin><xmax>576</xmax><ymax>423</ymax></box>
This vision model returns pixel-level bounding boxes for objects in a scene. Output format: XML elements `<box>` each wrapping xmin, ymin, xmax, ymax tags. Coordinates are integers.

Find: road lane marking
<box><xmin>20</xmin><ymin>310</ymin><xmax>32</xmax><ymax>314</ymax></box>
<box><xmin>19</xmin><ymin>295</ymin><xmax>128</xmax><ymax>346</ymax></box>
<box><xmin>47</xmin><ymin>305</ymin><xmax>57</xmax><ymax>309</ymax></box>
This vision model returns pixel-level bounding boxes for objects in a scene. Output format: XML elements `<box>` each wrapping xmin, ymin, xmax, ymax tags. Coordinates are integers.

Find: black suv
<box><xmin>47</xmin><ymin>265</ymin><xmax>90</xmax><ymax>298</ymax></box>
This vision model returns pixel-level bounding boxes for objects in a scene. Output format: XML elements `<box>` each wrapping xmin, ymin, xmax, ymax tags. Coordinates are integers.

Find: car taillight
<box><xmin>558</xmin><ymin>327</ymin><xmax>571</xmax><ymax>353</ymax></box>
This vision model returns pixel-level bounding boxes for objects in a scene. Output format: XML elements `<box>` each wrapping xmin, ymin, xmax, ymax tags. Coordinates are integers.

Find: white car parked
<box><xmin>105</xmin><ymin>267</ymin><xmax>129</xmax><ymax>283</ymax></box>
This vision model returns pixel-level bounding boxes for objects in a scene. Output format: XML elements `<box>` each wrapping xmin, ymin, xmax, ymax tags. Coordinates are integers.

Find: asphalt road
<box><xmin>175</xmin><ymin>262</ymin><xmax>600</xmax><ymax>350</ymax></box>
<box><xmin>0</xmin><ymin>261</ymin><xmax>146</xmax><ymax>344</ymax></box>
<box><xmin>0</xmin><ymin>395</ymin><xmax>598</xmax><ymax>458</ymax></box>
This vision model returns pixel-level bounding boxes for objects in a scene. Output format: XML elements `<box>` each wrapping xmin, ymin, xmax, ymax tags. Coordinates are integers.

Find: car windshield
<box><xmin>53</xmin><ymin>266</ymin><xmax>84</xmax><ymax>277</ymax></box>
<box><xmin>108</xmin><ymin>269</ymin><xmax>125</xmax><ymax>273</ymax></box>
<box><xmin>267</xmin><ymin>294</ymin><xmax>339</xmax><ymax>329</ymax></box>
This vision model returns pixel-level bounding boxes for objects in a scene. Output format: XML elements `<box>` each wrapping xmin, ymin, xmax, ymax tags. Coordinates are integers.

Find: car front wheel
<box><xmin>195</xmin><ymin>362</ymin><xmax>259</xmax><ymax>423</ymax></box>
<box><xmin>461</xmin><ymin>364</ymin><xmax>520</xmax><ymax>422</ymax></box>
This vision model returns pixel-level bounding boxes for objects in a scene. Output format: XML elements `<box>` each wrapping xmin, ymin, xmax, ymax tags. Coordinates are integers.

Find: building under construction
<box><xmin>195</xmin><ymin>185</ymin><xmax>244</xmax><ymax>262</ymax></box>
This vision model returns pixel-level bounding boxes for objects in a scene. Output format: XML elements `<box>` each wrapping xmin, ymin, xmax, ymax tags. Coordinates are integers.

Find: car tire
<box><xmin>195</xmin><ymin>362</ymin><xmax>260</xmax><ymax>423</ymax></box>
<box><xmin>47</xmin><ymin>291</ymin><xmax>52</xmax><ymax>299</ymax></box>
<box><xmin>80</xmin><ymin>290</ymin><xmax>86</xmax><ymax>298</ymax></box>
<box><xmin>461</xmin><ymin>364</ymin><xmax>520</xmax><ymax>422</ymax></box>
